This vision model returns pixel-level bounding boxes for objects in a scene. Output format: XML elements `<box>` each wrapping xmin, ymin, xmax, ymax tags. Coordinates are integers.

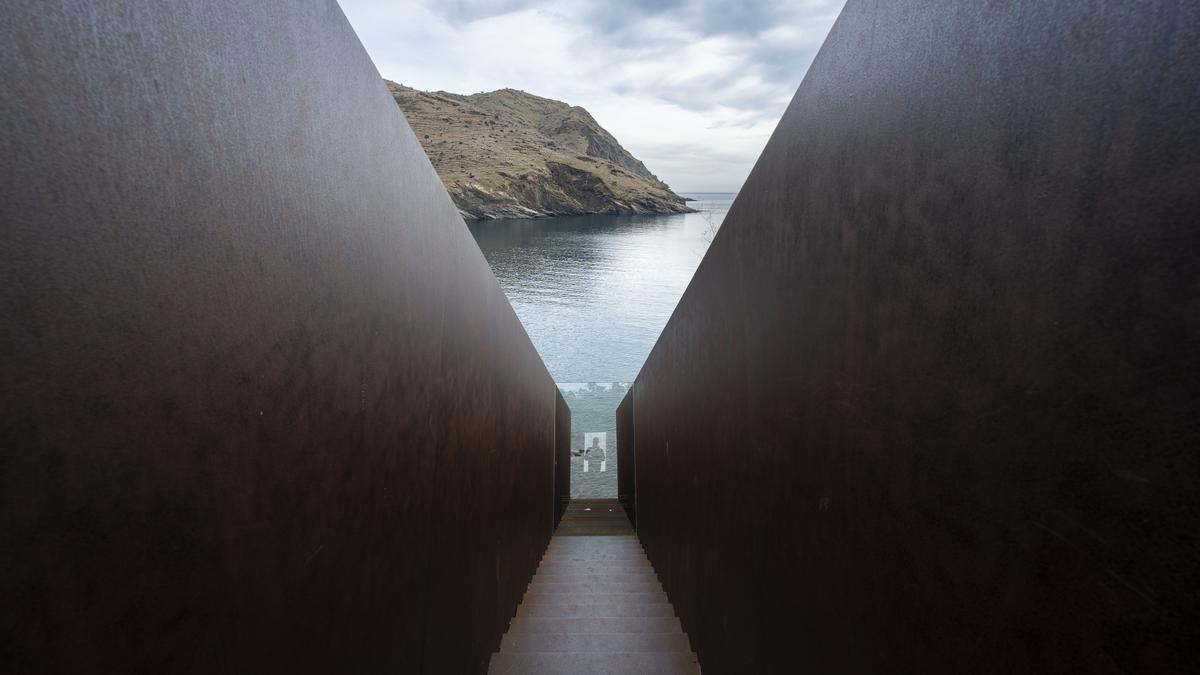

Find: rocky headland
<box><xmin>386</xmin><ymin>80</ymin><xmax>693</xmax><ymax>220</ymax></box>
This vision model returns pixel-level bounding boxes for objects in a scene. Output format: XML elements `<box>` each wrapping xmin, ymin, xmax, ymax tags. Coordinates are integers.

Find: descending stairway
<box><xmin>489</xmin><ymin>499</ymin><xmax>701</xmax><ymax>674</ymax></box>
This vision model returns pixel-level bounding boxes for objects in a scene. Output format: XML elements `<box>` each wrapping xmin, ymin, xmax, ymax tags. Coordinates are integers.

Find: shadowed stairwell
<box><xmin>489</xmin><ymin>500</ymin><xmax>700</xmax><ymax>674</ymax></box>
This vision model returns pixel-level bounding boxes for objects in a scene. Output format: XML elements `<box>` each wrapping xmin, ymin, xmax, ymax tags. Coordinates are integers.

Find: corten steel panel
<box><xmin>632</xmin><ymin>1</ymin><xmax>1200</xmax><ymax>673</ymax></box>
<box><xmin>554</xmin><ymin>389</ymin><xmax>572</xmax><ymax>528</ymax></box>
<box><xmin>0</xmin><ymin>1</ymin><xmax>554</xmax><ymax>673</ymax></box>
<box><xmin>616</xmin><ymin>388</ymin><xmax>636</xmax><ymax>529</ymax></box>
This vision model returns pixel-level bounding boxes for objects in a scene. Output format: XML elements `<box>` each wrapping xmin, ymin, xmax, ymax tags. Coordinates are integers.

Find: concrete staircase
<box><xmin>488</xmin><ymin>500</ymin><xmax>700</xmax><ymax>674</ymax></box>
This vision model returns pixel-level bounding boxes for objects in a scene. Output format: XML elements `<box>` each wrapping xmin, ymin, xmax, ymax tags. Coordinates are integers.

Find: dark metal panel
<box><xmin>554</xmin><ymin>389</ymin><xmax>572</xmax><ymax>528</ymax></box>
<box><xmin>616</xmin><ymin>388</ymin><xmax>635</xmax><ymax>529</ymax></box>
<box><xmin>633</xmin><ymin>1</ymin><xmax>1200</xmax><ymax>673</ymax></box>
<box><xmin>0</xmin><ymin>2</ymin><xmax>554</xmax><ymax>673</ymax></box>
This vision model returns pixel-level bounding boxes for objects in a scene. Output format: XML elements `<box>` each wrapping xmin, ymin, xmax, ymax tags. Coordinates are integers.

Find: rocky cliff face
<box><xmin>386</xmin><ymin>81</ymin><xmax>692</xmax><ymax>220</ymax></box>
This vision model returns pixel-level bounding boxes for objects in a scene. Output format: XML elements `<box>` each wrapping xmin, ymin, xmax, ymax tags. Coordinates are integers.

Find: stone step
<box><xmin>530</xmin><ymin>578</ymin><xmax>667</xmax><ymax>588</ymax></box>
<box><xmin>544</xmin><ymin>548</ymin><xmax>642</xmax><ymax>554</ymax></box>
<box><xmin>499</xmin><ymin>631</ymin><xmax>692</xmax><ymax>653</ymax></box>
<box><xmin>557</xmin><ymin>517</ymin><xmax>631</xmax><ymax>523</ymax></box>
<box><xmin>518</xmin><ymin>593</ymin><xmax>671</xmax><ymax>608</ymax></box>
<box><xmin>516</xmin><ymin>601</ymin><xmax>675</xmax><ymax>619</ymax></box>
<box><xmin>546</xmin><ymin>535</ymin><xmax>639</xmax><ymax>541</ymax></box>
<box><xmin>537</xmin><ymin>554</ymin><xmax>648</xmax><ymax>559</ymax></box>
<box><xmin>547</xmin><ymin>540</ymin><xmax>648</xmax><ymax>547</ymax></box>
<box><xmin>544</xmin><ymin>545</ymin><xmax>643</xmax><ymax>553</ymax></box>
<box><xmin>534</xmin><ymin>572</ymin><xmax>656</xmax><ymax>582</ymax></box>
<box><xmin>559</xmin><ymin>516</ymin><xmax>633</xmax><ymax>523</ymax></box>
<box><xmin>488</xmin><ymin>651</ymin><xmax>700</xmax><ymax>674</ymax></box>
<box><xmin>539</xmin><ymin>553</ymin><xmax>648</xmax><ymax>561</ymax></box>
<box><xmin>544</xmin><ymin>547</ymin><xmax>644</xmax><ymax>553</ymax></box>
<box><xmin>541</xmin><ymin>556</ymin><xmax>649</xmax><ymax>564</ymax></box>
<box><xmin>506</xmin><ymin>617</ymin><xmax>683</xmax><ymax>635</ymax></box>
<box><xmin>537</xmin><ymin>559</ymin><xmax>657</xmax><ymax>569</ymax></box>
<box><xmin>557</xmin><ymin>517</ymin><xmax>630</xmax><ymax>522</ymax></box>
<box><xmin>537</xmin><ymin>557</ymin><xmax>649</xmax><ymax>565</ymax></box>
<box><xmin>541</xmin><ymin>555</ymin><xmax>644</xmax><ymax>560</ymax></box>
<box><xmin>524</xmin><ymin>590</ymin><xmax>667</xmax><ymax>602</ymax></box>
<box><xmin>547</xmin><ymin>535</ymin><xmax>638</xmax><ymax>542</ymax></box>
<box><xmin>560</xmin><ymin>515</ymin><xmax>628</xmax><ymax>520</ymax></box>
<box><xmin>535</xmin><ymin>573</ymin><xmax>659</xmax><ymax>584</ymax></box>
<box><xmin>561</xmin><ymin>516</ymin><xmax>628</xmax><ymax>521</ymax></box>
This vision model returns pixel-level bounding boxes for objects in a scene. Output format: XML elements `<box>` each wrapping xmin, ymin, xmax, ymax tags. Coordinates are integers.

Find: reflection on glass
<box><xmin>558</xmin><ymin>382</ymin><xmax>631</xmax><ymax>498</ymax></box>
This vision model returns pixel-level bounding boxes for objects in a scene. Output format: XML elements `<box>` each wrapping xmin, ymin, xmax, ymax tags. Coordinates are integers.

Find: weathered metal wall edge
<box><xmin>616</xmin><ymin>388</ymin><xmax>635</xmax><ymax>529</ymax></box>
<box><xmin>632</xmin><ymin>0</ymin><xmax>1199</xmax><ymax>672</ymax></box>
<box><xmin>554</xmin><ymin>389</ymin><xmax>572</xmax><ymax>529</ymax></box>
<box><xmin>0</xmin><ymin>1</ymin><xmax>554</xmax><ymax>673</ymax></box>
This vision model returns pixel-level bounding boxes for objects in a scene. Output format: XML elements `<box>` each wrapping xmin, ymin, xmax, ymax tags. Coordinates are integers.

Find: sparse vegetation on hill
<box><xmin>386</xmin><ymin>80</ymin><xmax>692</xmax><ymax>220</ymax></box>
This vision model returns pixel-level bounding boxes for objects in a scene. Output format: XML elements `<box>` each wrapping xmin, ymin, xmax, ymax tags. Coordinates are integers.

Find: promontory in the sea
<box><xmin>386</xmin><ymin>80</ymin><xmax>693</xmax><ymax>220</ymax></box>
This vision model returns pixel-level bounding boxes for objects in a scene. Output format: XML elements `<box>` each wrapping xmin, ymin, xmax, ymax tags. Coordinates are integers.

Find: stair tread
<box><xmin>518</xmin><ymin>600</ymin><xmax>673</xmax><ymax>613</ymax></box>
<box><xmin>532</xmin><ymin>572</ymin><xmax>653</xmax><ymax>579</ymax></box>
<box><xmin>516</xmin><ymin>603</ymin><xmax>676</xmax><ymax>618</ymax></box>
<box><xmin>539</xmin><ymin>558</ymin><xmax>647</xmax><ymax>562</ymax></box>
<box><xmin>488</xmin><ymin>651</ymin><xmax>699</xmax><ymax>674</ymax></box>
<box><xmin>519</xmin><ymin>595</ymin><xmax>671</xmax><ymax>606</ymax></box>
<box><xmin>532</xmin><ymin>578</ymin><xmax>667</xmax><ymax>588</ymax></box>
<box><xmin>548</xmin><ymin>538</ymin><xmax>639</xmax><ymax>542</ymax></box>
<box><xmin>507</xmin><ymin>617</ymin><xmax>684</xmax><ymax>634</ymax></box>
<box><xmin>537</xmin><ymin>565</ymin><xmax>653</xmax><ymax>572</ymax></box>
<box><xmin>539</xmin><ymin>558</ymin><xmax>646</xmax><ymax>563</ymax></box>
<box><xmin>500</xmin><ymin>632</ymin><xmax>693</xmax><ymax>653</ymax></box>
<box><xmin>524</xmin><ymin>591</ymin><xmax>666</xmax><ymax>601</ymax></box>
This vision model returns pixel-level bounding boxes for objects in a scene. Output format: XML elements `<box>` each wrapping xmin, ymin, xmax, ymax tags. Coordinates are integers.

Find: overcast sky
<box><xmin>338</xmin><ymin>0</ymin><xmax>845</xmax><ymax>192</ymax></box>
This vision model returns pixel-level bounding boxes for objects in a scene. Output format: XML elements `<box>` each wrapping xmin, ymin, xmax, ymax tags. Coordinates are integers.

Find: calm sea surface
<box><xmin>468</xmin><ymin>192</ymin><xmax>736</xmax><ymax>382</ymax></box>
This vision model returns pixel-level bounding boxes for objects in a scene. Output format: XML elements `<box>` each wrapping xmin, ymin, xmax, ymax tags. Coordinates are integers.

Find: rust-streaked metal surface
<box><xmin>616</xmin><ymin>389</ymin><xmax>636</xmax><ymax>529</ymax></box>
<box><xmin>0</xmin><ymin>1</ymin><xmax>554</xmax><ymax>673</ymax></box>
<box><xmin>554</xmin><ymin>390</ymin><xmax>572</xmax><ymax>529</ymax></box>
<box><xmin>632</xmin><ymin>1</ymin><xmax>1200</xmax><ymax>673</ymax></box>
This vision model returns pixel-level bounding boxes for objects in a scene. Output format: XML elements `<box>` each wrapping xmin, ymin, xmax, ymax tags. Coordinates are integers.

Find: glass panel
<box><xmin>557</xmin><ymin>382</ymin><xmax>631</xmax><ymax>498</ymax></box>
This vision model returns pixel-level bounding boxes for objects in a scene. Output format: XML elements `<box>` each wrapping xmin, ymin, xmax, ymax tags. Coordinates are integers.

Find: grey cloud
<box><xmin>427</xmin><ymin>0</ymin><xmax>842</xmax><ymax>41</ymax></box>
<box><xmin>639</xmin><ymin>141</ymin><xmax>761</xmax><ymax>165</ymax></box>
<box><xmin>574</xmin><ymin>0</ymin><xmax>842</xmax><ymax>117</ymax></box>
<box><xmin>420</xmin><ymin>0</ymin><xmax>841</xmax><ymax>116</ymax></box>
<box><xmin>618</xmin><ymin>69</ymin><xmax>789</xmax><ymax>119</ymax></box>
<box><xmin>601</xmin><ymin>42</ymin><xmax>801</xmax><ymax>120</ymax></box>
<box><xmin>579</xmin><ymin>0</ymin><xmax>842</xmax><ymax>40</ymax></box>
<box><xmin>427</xmin><ymin>0</ymin><xmax>542</xmax><ymax>24</ymax></box>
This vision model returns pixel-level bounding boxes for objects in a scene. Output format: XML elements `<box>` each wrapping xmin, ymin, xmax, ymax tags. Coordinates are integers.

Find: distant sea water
<box><xmin>467</xmin><ymin>192</ymin><xmax>737</xmax><ymax>383</ymax></box>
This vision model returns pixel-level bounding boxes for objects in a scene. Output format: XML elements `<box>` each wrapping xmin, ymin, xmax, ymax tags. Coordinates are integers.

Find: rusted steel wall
<box><xmin>554</xmin><ymin>389</ymin><xmax>572</xmax><ymax>528</ymax></box>
<box><xmin>632</xmin><ymin>1</ymin><xmax>1200</xmax><ymax>673</ymax></box>
<box><xmin>0</xmin><ymin>2</ymin><xmax>554</xmax><ymax>673</ymax></box>
<box><xmin>616</xmin><ymin>388</ymin><xmax>636</xmax><ymax>529</ymax></box>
